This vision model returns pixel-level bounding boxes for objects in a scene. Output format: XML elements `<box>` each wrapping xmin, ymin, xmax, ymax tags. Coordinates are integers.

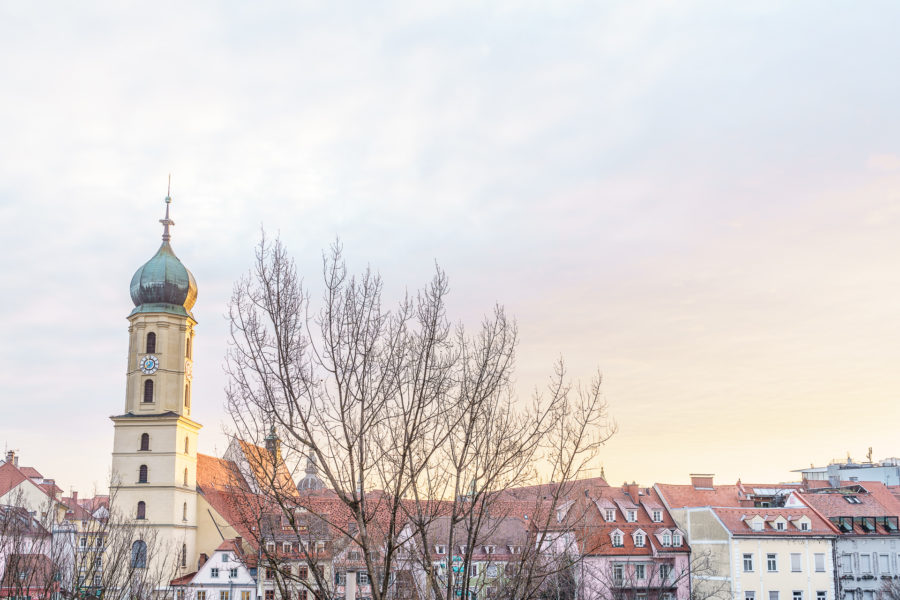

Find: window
<box><xmin>815</xmin><ymin>553</ymin><xmax>826</xmax><ymax>573</ymax></box>
<box><xmin>186</xmin><ymin>336</ymin><xmax>192</xmax><ymax>358</ymax></box>
<box><xmin>635</xmin><ymin>533</ymin><xmax>645</xmax><ymax>547</ymax></box>
<box><xmin>358</xmin><ymin>571</ymin><xmax>369</xmax><ymax>584</ymax></box>
<box><xmin>176</xmin><ymin>589</ymin><xmax>185</xmax><ymax>600</ymax></box>
<box><xmin>349</xmin><ymin>550</ymin><xmax>361</xmax><ymax>561</ymax></box>
<box><xmin>335</xmin><ymin>571</ymin><xmax>346</xmax><ymax>585</ymax></box>
<box><xmin>266</xmin><ymin>568</ymin><xmax>274</xmax><ymax>579</ymax></box>
<box><xmin>790</xmin><ymin>553</ymin><xmax>802</xmax><ymax>572</ymax></box>
<box><xmin>183</xmin><ymin>502</ymin><xmax>188</xmax><ymax>521</ymax></box>
<box><xmin>265</xmin><ymin>592</ymin><xmax>274</xmax><ymax>600</ymax></box>
<box><xmin>436</xmin><ymin>544</ymin><xmax>446</xmax><ymax>554</ymax></box>
<box><xmin>627</xmin><ymin>510</ymin><xmax>637</xmax><ymax>522</ymax></box>
<box><xmin>652</xmin><ymin>510</ymin><xmax>663</xmax><ymax>522</ymax></box>
<box><xmin>211</xmin><ymin>568</ymin><xmax>219</xmax><ymax>578</ymax></box>
<box><xmin>612</xmin><ymin>532</ymin><xmax>623</xmax><ymax>547</ymax></box>
<box><xmin>283</xmin><ymin>543</ymin><xmax>292</xmax><ymax>553</ymax></box>
<box><xmin>80</xmin><ymin>536</ymin><xmax>87</xmax><ymax>548</ymax></box>
<box><xmin>770</xmin><ymin>592</ymin><xmax>779</xmax><ymax>600</ymax></box>
<box><xmin>860</xmin><ymin>554</ymin><xmax>872</xmax><ymax>573</ymax></box>
<box><xmin>185</xmin><ymin>437</ymin><xmax>190</xmax><ymax>454</ymax></box>
<box><xmin>140</xmin><ymin>433</ymin><xmax>150</xmax><ymax>451</ymax></box>
<box><xmin>746</xmin><ymin>592</ymin><xmax>756</xmax><ymax>600</ymax></box>
<box><xmin>470</xmin><ymin>563</ymin><xmax>479</xmax><ymax>577</ymax></box>
<box><xmin>131</xmin><ymin>540</ymin><xmax>147</xmax><ymax>568</ymax></box>
<box><xmin>841</xmin><ymin>554</ymin><xmax>852</xmax><ymax>573</ymax></box>
<box><xmin>198</xmin><ymin>592</ymin><xmax>207</xmax><ymax>600</ymax></box>
<box><xmin>743</xmin><ymin>554</ymin><xmax>754</xmax><ymax>572</ymax></box>
<box><xmin>776</xmin><ymin>522</ymin><xmax>785</xmax><ymax>531</ymax></box>
<box><xmin>660</xmin><ymin>564</ymin><xmax>672</xmax><ymax>581</ymax></box>
<box><xmin>138</xmin><ymin>465</ymin><xmax>148</xmax><ymax>483</ymax></box>
<box><xmin>182</xmin><ymin>543</ymin><xmax>187</xmax><ymax>567</ymax></box>
<box><xmin>266</xmin><ymin>542</ymin><xmax>276</xmax><ymax>553</ymax></box>
<box><xmin>605</xmin><ymin>508</ymin><xmax>616</xmax><ymax>521</ymax></box>
<box><xmin>136</xmin><ymin>501</ymin><xmax>146</xmax><ymax>519</ymax></box>
<box><xmin>241</xmin><ymin>593</ymin><xmax>250</xmax><ymax>600</ymax></box>
<box><xmin>299</xmin><ymin>566</ymin><xmax>308</xmax><ymax>580</ymax></box>
<box><xmin>662</xmin><ymin>532</ymin><xmax>671</xmax><ymax>546</ymax></box>
<box><xmin>613</xmin><ymin>564</ymin><xmax>624</xmax><ymax>584</ymax></box>
<box><xmin>229</xmin><ymin>569</ymin><xmax>238</xmax><ymax>578</ymax></box>
<box><xmin>485</xmin><ymin>545</ymin><xmax>495</xmax><ymax>554</ymax></box>
<box><xmin>879</xmin><ymin>554</ymin><xmax>890</xmax><ymax>574</ymax></box>
<box><xmin>143</xmin><ymin>380</ymin><xmax>154</xmax><ymax>403</ymax></box>
<box><xmin>844</xmin><ymin>496</ymin><xmax>862</xmax><ymax>504</ymax></box>
<box><xmin>635</xmin><ymin>564</ymin><xmax>646</xmax><ymax>580</ymax></box>
<box><xmin>673</xmin><ymin>532</ymin><xmax>682</xmax><ymax>546</ymax></box>
<box><xmin>801</xmin><ymin>522</ymin><xmax>809</xmax><ymax>531</ymax></box>
<box><xmin>768</xmin><ymin>554</ymin><xmax>778</xmax><ymax>572</ymax></box>
<box><xmin>146</xmin><ymin>332</ymin><xmax>156</xmax><ymax>353</ymax></box>
<box><xmin>793</xmin><ymin>592</ymin><xmax>802</xmax><ymax>600</ymax></box>
<box><xmin>817</xmin><ymin>593</ymin><xmax>826</xmax><ymax>600</ymax></box>
<box><xmin>185</xmin><ymin>384</ymin><xmax>191</xmax><ymax>410</ymax></box>
<box><xmin>220</xmin><ymin>592</ymin><xmax>230</xmax><ymax>600</ymax></box>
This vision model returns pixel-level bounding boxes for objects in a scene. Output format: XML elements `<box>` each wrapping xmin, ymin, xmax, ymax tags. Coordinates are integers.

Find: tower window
<box><xmin>136</xmin><ymin>501</ymin><xmax>146</xmax><ymax>520</ymax></box>
<box><xmin>183</xmin><ymin>502</ymin><xmax>188</xmax><ymax>521</ymax></box>
<box><xmin>184</xmin><ymin>437</ymin><xmax>189</xmax><ymax>454</ymax></box>
<box><xmin>131</xmin><ymin>540</ymin><xmax>147</xmax><ymax>568</ymax></box>
<box><xmin>138</xmin><ymin>465</ymin><xmax>148</xmax><ymax>483</ymax></box>
<box><xmin>143</xmin><ymin>380</ymin><xmax>154</xmax><ymax>403</ymax></box>
<box><xmin>146</xmin><ymin>332</ymin><xmax>156</xmax><ymax>354</ymax></box>
<box><xmin>183</xmin><ymin>468</ymin><xmax>188</xmax><ymax>486</ymax></box>
<box><xmin>139</xmin><ymin>433</ymin><xmax>150</xmax><ymax>451</ymax></box>
<box><xmin>184</xmin><ymin>384</ymin><xmax>190</xmax><ymax>410</ymax></box>
<box><xmin>181</xmin><ymin>543</ymin><xmax>187</xmax><ymax>567</ymax></box>
<box><xmin>186</xmin><ymin>336</ymin><xmax>191</xmax><ymax>358</ymax></box>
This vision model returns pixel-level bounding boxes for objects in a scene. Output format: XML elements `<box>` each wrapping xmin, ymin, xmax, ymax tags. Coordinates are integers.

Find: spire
<box><xmin>160</xmin><ymin>174</ymin><xmax>175</xmax><ymax>242</ymax></box>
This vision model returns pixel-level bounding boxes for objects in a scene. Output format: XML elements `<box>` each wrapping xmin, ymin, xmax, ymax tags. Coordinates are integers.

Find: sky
<box><xmin>2</xmin><ymin>1</ymin><xmax>900</xmax><ymax>496</ymax></box>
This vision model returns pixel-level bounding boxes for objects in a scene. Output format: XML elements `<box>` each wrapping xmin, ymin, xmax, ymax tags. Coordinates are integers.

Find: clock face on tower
<box><xmin>140</xmin><ymin>355</ymin><xmax>160</xmax><ymax>375</ymax></box>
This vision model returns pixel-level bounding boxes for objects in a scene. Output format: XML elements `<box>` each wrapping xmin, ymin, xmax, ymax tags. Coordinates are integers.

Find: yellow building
<box><xmin>110</xmin><ymin>193</ymin><xmax>201</xmax><ymax>577</ymax></box>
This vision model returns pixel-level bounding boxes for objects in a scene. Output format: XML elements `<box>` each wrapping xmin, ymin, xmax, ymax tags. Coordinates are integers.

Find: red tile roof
<box><xmin>710</xmin><ymin>507</ymin><xmax>838</xmax><ymax>536</ymax></box>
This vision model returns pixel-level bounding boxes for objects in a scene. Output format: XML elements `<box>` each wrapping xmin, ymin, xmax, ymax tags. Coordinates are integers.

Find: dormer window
<box><xmin>626</xmin><ymin>510</ymin><xmax>637</xmax><ymax>523</ymax></box>
<box><xmin>634</xmin><ymin>532</ymin><xmax>645</xmax><ymax>547</ymax></box>
<box><xmin>436</xmin><ymin>545</ymin><xmax>446</xmax><ymax>555</ymax></box>
<box><xmin>605</xmin><ymin>509</ymin><xmax>616</xmax><ymax>522</ymax></box>
<box><xmin>652</xmin><ymin>510</ymin><xmax>662</xmax><ymax>523</ymax></box>
<box><xmin>662</xmin><ymin>532</ymin><xmax>672</xmax><ymax>547</ymax></box>
<box><xmin>776</xmin><ymin>522</ymin><xmax>785</xmax><ymax>531</ymax></box>
<box><xmin>612</xmin><ymin>532</ymin><xmax>624</xmax><ymax>547</ymax></box>
<box><xmin>673</xmin><ymin>532</ymin><xmax>682</xmax><ymax>546</ymax></box>
<box><xmin>485</xmin><ymin>545</ymin><xmax>495</xmax><ymax>554</ymax></box>
<box><xmin>800</xmin><ymin>522</ymin><xmax>809</xmax><ymax>531</ymax></box>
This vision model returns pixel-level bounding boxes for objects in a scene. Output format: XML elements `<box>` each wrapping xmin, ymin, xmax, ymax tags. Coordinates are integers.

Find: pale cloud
<box><xmin>2</xmin><ymin>1</ymin><xmax>900</xmax><ymax>493</ymax></box>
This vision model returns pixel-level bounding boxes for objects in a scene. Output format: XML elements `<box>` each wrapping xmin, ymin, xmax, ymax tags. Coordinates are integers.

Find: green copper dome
<box><xmin>128</xmin><ymin>190</ymin><xmax>198</xmax><ymax>319</ymax></box>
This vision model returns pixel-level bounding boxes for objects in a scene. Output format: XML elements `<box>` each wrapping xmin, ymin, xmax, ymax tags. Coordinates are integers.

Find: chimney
<box><xmin>690</xmin><ymin>474</ymin><xmax>715</xmax><ymax>490</ymax></box>
<box><xmin>624</xmin><ymin>481</ymin><xmax>640</xmax><ymax>499</ymax></box>
<box><xmin>198</xmin><ymin>553</ymin><xmax>208</xmax><ymax>568</ymax></box>
<box><xmin>5</xmin><ymin>450</ymin><xmax>15</xmax><ymax>466</ymax></box>
<box><xmin>72</xmin><ymin>491</ymin><xmax>78</xmax><ymax>504</ymax></box>
<box><xmin>235</xmin><ymin>536</ymin><xmax>242</xmax><ymax>550</ymax></box>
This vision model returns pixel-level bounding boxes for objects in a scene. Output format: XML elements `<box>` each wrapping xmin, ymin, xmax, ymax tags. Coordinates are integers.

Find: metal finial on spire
<box><xmin>160</xmin><ymin>174</ymin><xmax>175</xmax><ymax>242</ymax></box>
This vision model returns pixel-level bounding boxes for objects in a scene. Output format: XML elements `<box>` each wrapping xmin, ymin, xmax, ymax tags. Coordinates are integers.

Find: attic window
<box><xmin>845</xmin><ymin>496</ymin><xmax>861</xmax><ymax>504</ymax></box>
<box><xmin>485</xmin><ymin>545</ymin><xmax>495</xmax><ymax>554</ymax></box>
<box><xmin>605</xmin><ymin>509</ymin><xmax>615</xmax><ymax>522</ymax></box>
<box><xmin>673</xmin><ymin>532</ymin><xmax>682</xmax><ymax>546</ymax></box>
<box><xmin>776</xmin><ymin>522</ymin><xmax>785</xmax><ymax>531</ymax></box>
<box><xmin>612</xmin><ymin>532</ymin><xmax>623</xmax><ymax>547</ymax></box>
<box><xmin>662</xmin><ymin>532</ymin><xmax>671</xmax><ymax>547</ymax></box>
<box><xmin>652</xmin><ymin>510</ymin><xmax>663</xmax><ymax>523</ymax></box>
<box><xmin>435</xmin><ymin>545</ymin><xmax>446</xmax><ymax>555</ymax></box>
<box><xmin>800</xmin><ymin>522</ymin><xmax>809</xmax><ymax>531</ymax></box>
<box><xmin>634</xmin><ymin>533</ymin><xmax>645</xmax><ymax>547</ymax></box>
<box><xmin>626</xmin><ymin>510</ymin><xmax>637</xmax><ymax>523</ymax></box>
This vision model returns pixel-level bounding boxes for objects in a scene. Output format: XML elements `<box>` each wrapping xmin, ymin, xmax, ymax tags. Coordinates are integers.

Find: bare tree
<box><xmin>225</xmin><ymin>234</ymin><xmax>614</xmax><ymax>600</ymax></box>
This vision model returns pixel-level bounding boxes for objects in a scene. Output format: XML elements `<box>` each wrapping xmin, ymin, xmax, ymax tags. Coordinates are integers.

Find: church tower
<box><xmin>110</xmin><ymin>190</ymin><xmax>200</xmax><ymax>576</ymax></box>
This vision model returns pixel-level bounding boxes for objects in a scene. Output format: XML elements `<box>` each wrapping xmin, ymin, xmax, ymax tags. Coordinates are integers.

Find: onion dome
<box><xmin>129</xmin><ymin>189</ymin><xmax>198</xmax><ymax>319</ymax></box>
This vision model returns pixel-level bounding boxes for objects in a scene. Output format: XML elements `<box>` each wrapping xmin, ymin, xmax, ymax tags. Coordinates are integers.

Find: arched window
<box><xmin>146</xmin><ymin>332</ymin><xmax>156</xmax><ymax>354</ymax></box>
<box><xmin>182</xmin><ymin>502</ymin><xmax>188</xmax><ymax>521</ymax></box>
<box><xmin>139</xmin><ymin>433</ymin><xmax>150</xmax><ymax>451</ymax></box>
<box><xmin>138</xmin><ymin>465</ymin><xmax>148</xmax><ymax>483</ymax></box>
<box><xmin>143</xmin><ymin>380</ymin><xmax>154</xmax><ymax>403</ymax></box>
<box><xmin>131</xmin><ymin>540</ymin><xmax>147</xmax><ymax>568</ymax></box>
<box><xmin>183</xmin><ymin>468</ymin><xmax>188</xmax><ymax>486</ymax></box>
<box><xmin>184</xmin><ymin>437</ymin><xmax>189</xmax><ymax>454</ymax></box>
<box><xmin>186</xmin><ymin>336</ymin><xmax>191</xmax><ymax>358</ymax></box>
<box><xmin>136</xmin><ymin>501</ymin><xmax>146</xmax><ymax>520</ymax></box>
<box><xmin>184</xmin><ymin>384</ymin><xmax>191</xmax><ymax>410</ymax></box>
<box><xmin>181</xmin><ymin>543</ymin><xmax>187</xmax><ymax>567</ymax></box>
